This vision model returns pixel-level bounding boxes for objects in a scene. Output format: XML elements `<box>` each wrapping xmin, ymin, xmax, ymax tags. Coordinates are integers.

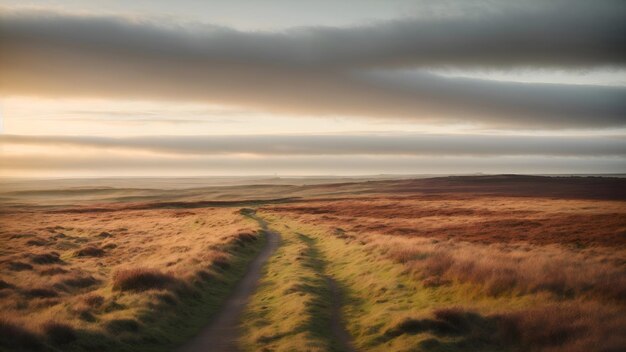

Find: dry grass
<box><xmin>0</xmin><ymin>318</ymin><xmax>43</xmax><ymax>350</ymax></box>
<box><xmin>112</xmin><ymin>268</ymin><xmax>180</xmax><ymax>292</ymax></box>
<box><xmin>81</xmin><ymin>294</ymin><xmax>105</xmax><ymax>307</ymax></box>
<box><xmin>379</xmin><ymin>237</ymin><xmax>626</xmax><ymax>301</ymax></box>
<box><xmin>266</xmin><ymin>196</ymin><xmax>626</xmax><ymax>302</ymax></box>
<box><xmin>2</xmin><ymin>176</ymin><xmax>624</xmax><ymax>351</ymax></box>
<box><xmin>505</xmin><ymin>303</ymin><xmax>626</xmax><ymax>352</ymax></box>
<box><xmin>74</xmin><ymin>246</ymin><xmax>105</xmax><ymax>257</ymax></box>
<box><xmin>41</xmin><ymin>320</ymin><xmax>77</xmax><ymax>345</ymax></box>
<box><xmin>263</xmin><ymin>194</ymin><xmax>626</xmax><ymax>351</ymax></box>
<box><xmin>0</xmin><ymin>206</ymin><xmax>258</xmax><ymax>349</ymax></box>
<box><xmin>29</xmin><ymin>252</ymin><xmax>63</xmax><ymax>265</ymax></box>
<box><xmin>268</xmin><ymin>196</ymin><xmax>626</xmax><ymax>246</ymax></box>
<box><xmin>384</xmin><ymin>303</ymin><xmax>626</xmax><ymax>351</ymax></box>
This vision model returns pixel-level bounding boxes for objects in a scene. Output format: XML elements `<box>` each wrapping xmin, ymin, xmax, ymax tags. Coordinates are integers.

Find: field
<box><xmin>1</xmin><ymin>175</ymin><xmax>625</xmax><ymax>351</ymax></box>
<box><xmin>0</xmin><ymin>206</ymin><xmax>264</xmax><ymax>351</ymax></box>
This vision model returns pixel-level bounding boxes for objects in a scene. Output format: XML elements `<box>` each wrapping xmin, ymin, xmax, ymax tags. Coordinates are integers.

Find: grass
<box><xmin>74</xmin><ymin>246</ymin><xmax>105</xmax><ymax>257</ymax></box>
<box><xmin>42</xmin><ymin>320</ymin><xmax>77</xmax><ymax>345</ymax></box>
<box><xmin>0</xmin><ymin>206</ymin><xmax>267</xmax><ymax>351</ymax></box>
<box><xmin>0</xmin><ymin>318</ymin><xmax>44</xmax><ymax>351</ymax></box>
<box><xmin>30</xmin><ymin>252</ymin><xmax>64</xmax><ymax>265</ymax></box>
<box><xmin>268</xmin><ymin>196</ymin><xmax>626</xmax><ymax>246</ymax></box>
<box><xmin>258</xmin><ymin>205</ymin><xmax>626</xmax><ymax>352</ymax></box>
<box><xmin>384</xmin><ymin>238</ymin><xmax>626</xmax><ymax>300</ymax></box>
<box><xmin>2</xmin><ymin>177</ymin><xmax>625</xmax><ymax>351</ymax></box>
<box><xmin>112</xmin><ymin>269</ymin><xmax>180</xmax><ymax>292</ymax></box>
<box><xmin>241</xmin><ymin>220</ymin><xmax>339</xmax><ymax>351</ymax></box>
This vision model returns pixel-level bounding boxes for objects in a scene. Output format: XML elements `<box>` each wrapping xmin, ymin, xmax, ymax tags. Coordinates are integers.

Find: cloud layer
<box><xmin>1</xmin><ymin>1</ymin><xmax>625</xmax><ymax>129</ymax></box>
<box><xmin>2</xmin><ymin>153</ymin><xmax>624</xmax><ymax>176</ymax></box>
<box><xmin>2</xmin><ymin>134</ymin><xmax>624</xmax><ymax>157</ymax></box>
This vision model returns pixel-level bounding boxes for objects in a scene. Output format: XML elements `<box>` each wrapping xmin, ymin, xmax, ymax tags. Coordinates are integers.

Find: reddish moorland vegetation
<box><xmin>262</xmin><ymin>177</ymin><xmax>626</xmax><ymax>351</ymax></box>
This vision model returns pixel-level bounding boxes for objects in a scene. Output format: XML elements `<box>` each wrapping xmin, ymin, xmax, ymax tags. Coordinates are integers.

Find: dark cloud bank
<box><xmin>1</xmin><ymin>0</ymin><xmax>625</xmax><ymax>129</ymax></box>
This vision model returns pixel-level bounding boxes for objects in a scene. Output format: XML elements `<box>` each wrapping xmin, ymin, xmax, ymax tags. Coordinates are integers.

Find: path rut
<box><xmin>298</xmin><ymin>232</ymin><xmax>357</xmax><ymax>352</ymax></box>
<box><xmin>326</xmin><ymin>276</ymin><xmax>357</xmax><ymax>352</ymax></box>
<box><xmin>177</xmin><ymin>225</ymin><xmax>280</xmax><ymax>352</ymax></box>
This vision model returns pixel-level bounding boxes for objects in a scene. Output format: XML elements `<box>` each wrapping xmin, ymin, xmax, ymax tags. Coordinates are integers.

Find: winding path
<box><xmin>177</xmin><ymin>226</ymin><xmax>280</xmax><ymax>352</ymax></box>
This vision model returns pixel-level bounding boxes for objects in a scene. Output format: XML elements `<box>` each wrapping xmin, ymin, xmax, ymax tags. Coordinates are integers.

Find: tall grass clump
<box><xmin>112</xmin><ymin>268</ymin><xmax>180</xmax><ymax>292</ymax></box>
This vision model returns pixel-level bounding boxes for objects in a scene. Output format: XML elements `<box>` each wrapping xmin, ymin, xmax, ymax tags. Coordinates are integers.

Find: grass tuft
<box><xmin>97</xmin><ymin>231</ymin><xmax>113</xmax><ymax>238</ymax></box>
<box><xmin>25</xmin><ymin>287</ymin><xmax>58</xmax><ymax>298</ymax></box>
<box><xmin>74</xmin><ymin>246</ymin><xmax>105</xmax><ymax>257</ymax></box>
<box><xmin>61</xmin><ymin>274</ymin><xmax>99</xmax><ymax>288</ymax></box>
<box><xmin>40</xmin><ymin>266</ymin><xmax>69</xmax><ymax>276</ymax></box>
<box><xmin>9</xmin><ymin>261</ymin><xmax>34</xmax><ymax>271</ymax></box>
<box><xmin>26</xmin><ymin>238</ymin><xmax>48</xmax><ymax>246</ymax></box>
<box><xmin>112</xmin><ymin>268</ymin><xmax>179</xmax><ymax>292</ymax></box>
<box><xmin>30</xmin><ymin>252</ymin><xmax>63</xmax><ymax>265</ymax></box>
<box><xmin>42</xmin><ymin>320</ymin><xmax>77</xmax><ymax>345</ymax></box>
<box><xmin>82</xmin><ymin>293</ymin><xmax>105</xmax><ymax>307</ymax></box>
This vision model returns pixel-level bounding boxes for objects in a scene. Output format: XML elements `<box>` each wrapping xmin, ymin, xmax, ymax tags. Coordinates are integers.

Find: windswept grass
<box><xmin>241</xmin><ymin>222</ymin><xmax>338</xmax><ymax>351</ymax></box>
<box><xmin>382</xmin><ymin>237</ymin><xmax>626</xmax><ymax>300</ymax></box>
<box><xmin>2</xmin><ymin>177</ymin><xmax>624</xmax><ymax>351</ymax></box>
<box><xmin>74</xmin><ymin>246</ymin><xmax>105</xmax><ymax>257</ymax></box>
<box><xmin>0</xmin><ymin>206</ymin><xmax>265</xmax><ymax>351</ymax></box>
<box><xmin>260</xmin><ymin>196</ymin><xmax>626</xmax><ymax>352</ymax></box>
<box><xmin>268</xmin><ymin>196</ymin><xmax>626</xmax><ymax>246</ymax></box>
<box><xmin>112</xmin><ymin>268</ymin><xmax>180</xmax><ymax>292</ymax></box>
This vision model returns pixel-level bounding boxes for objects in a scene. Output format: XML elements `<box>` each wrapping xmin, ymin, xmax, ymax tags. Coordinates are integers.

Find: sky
<box><xmin>0</xmin><ymin>0</ymin><xmax>625</xmax><ymax>177</ymax></box>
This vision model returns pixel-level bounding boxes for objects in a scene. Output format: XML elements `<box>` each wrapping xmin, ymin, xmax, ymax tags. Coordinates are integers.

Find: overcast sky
<box><xmin>1</xmin><ymin>0</ymin><xmax>625</xmax><ymax>177</ymax></box>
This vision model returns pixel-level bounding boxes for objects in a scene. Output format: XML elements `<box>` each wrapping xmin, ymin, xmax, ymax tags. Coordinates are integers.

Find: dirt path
<box><xmin>298</xmin><ymin>232</ymin><xmax>356</xmax><ymax>352</ymax></box>
<box><xmin>177</xmin><ymin>226</ymin><xmax>280</xmax><ymax>352</ymax></box>
<box><xmin>325</xmin><ymin>276</ymin><xmax>357</xmax><ymax>352</ymax></box>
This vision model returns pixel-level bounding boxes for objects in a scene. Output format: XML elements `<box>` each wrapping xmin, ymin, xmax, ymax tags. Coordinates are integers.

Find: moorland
<box><xmin>1</xmin><ymin>175</ymin><xmax>625</xmax><ymax>352</ymax></box>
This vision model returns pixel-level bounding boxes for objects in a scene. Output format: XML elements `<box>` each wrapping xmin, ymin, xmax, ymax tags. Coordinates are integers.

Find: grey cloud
<box><xmin>2</xmin><ymin>1</ymin><xmax>625</xmax><ymax>69</ymax></box>
<box><xmin>2</xmin><ymin>134</ymin><xmax>625</xmax><ymax>157</ymax></box>
<box><xmin>2</xmin><ymin>154</ymin><xmax>624</xmax><ymax>176</ymax></box>
<box><xmin>1</xmin><ymin>2</ymin><xmax>626</xmax><ymax>129</ymax></box>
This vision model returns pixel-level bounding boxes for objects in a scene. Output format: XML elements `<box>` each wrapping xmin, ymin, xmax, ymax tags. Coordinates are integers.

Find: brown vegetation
<box><xmin>1</xmin><ymin>176</ymin><xmax>624</xmax><ymax>351</ymax></box>
<box><xmin>60</xmin><ymin>274</ymin><xmax>99</xmax><ymax>288</ymax></box>
<box><xmin>42</xmin><ymin>320</ymin><xmax>77</xmax><ymax>345</ymax></box>
<box><xmin>386</xmin><ymin>303</ymin><xmax>626</xmax><ymax>352</ymax></box>
<box><xmin>104</xmin><ymin>318</ymin><xmax>140</xmax><ymax>333</ymax></box>
<box><xmin>30</xmin><ymin>252</ymin><xmax>63</xmax><ymax>265</ymax></box>
<box><xmin>24</xmin><ymin>288</ymin><xmax>58</xmax><ymax>298</ymax></box>
<box><xmin>8</xmin><ymin>261</ymin><xmax>33</xmax><ymax>271</ymax></box>
<box><xmin>262</xmin><ymin>182</ymin><xmax>626</xmax><ymax>351</ymax></box>
<box><xmin>380</xmin><ymin>238</ymin><xmax>626</xmax><ymax>300</ymax></box>
<box><xmin>81</xmin><ymin>294</ymin><xmax>104</xmax><ymax>308</ymax></box>
<box><xmin>267</xmin><ymin>196</ymin><xmax>626</xmax><ymax>246</ymax></box>
<box><xmin>0</xmin><ymin>205</ymin><xmax>258</xmax><ymax>349</ymax></box>
<box><xmin>0</xmin><ymin>318</ymin><xmax>43</xmax><ymax>350</ymax></box>
<box><xmin>74</xmin><ymin>246</ymin><xmax>105</xmax><ymax>257</ymax></box>
<box><xmin>112</xmin><ymin>268</ymin><xmax>179</xmax><ymax>292</ymax></box>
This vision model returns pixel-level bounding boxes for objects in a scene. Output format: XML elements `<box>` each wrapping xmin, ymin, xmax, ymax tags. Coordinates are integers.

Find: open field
<box><xmin>4</xmin><ymin>1</ymin><xmax>624</xmax><ymax>351</ymax></box>
<box><xmin>0</xmin><ymin>206</ymin><xmax>264</xmax><ymax>351</ymax></box>
<box><xmin>1</xmin><ymin>175</ymin><xmax>625</xmax><ymax>351</ymax></box>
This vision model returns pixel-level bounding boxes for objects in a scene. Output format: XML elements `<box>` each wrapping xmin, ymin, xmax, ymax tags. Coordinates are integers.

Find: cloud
<box><xmin>2</xmin><ymin>133</ymin><xmax>625</xmax><ymax>157</ymax></box>
<box><xmin>1</xmin><ymin>153</ymin><xmax>624</xmax><ymax>177</ymax></box>
<box><xmin>3</xmin><ymin>1</ymin><xmax>624</xmax><ymax>69</ymax></box>
<box><xmin>1</xmin><ymin>2</ymin><xmax>625</xmax><ymax>129</ymax></box>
